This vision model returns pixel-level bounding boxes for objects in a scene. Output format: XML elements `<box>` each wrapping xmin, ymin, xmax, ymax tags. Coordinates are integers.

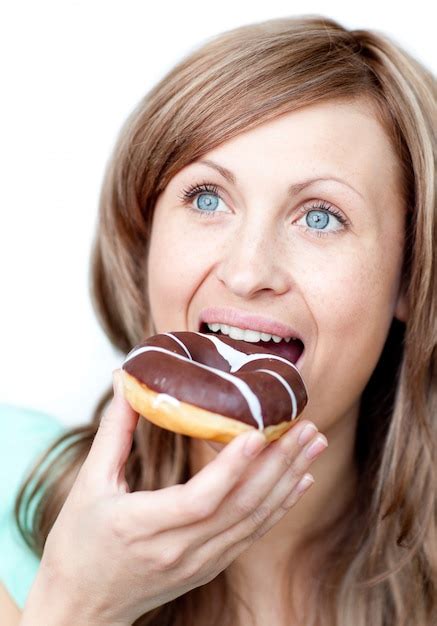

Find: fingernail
<box><xmin>295</xmin><ymin>473</ymin><xmax>315</xmax><ymax>494</ymax></box>
<box><xmin>243</xmin><ymin>431</ymin><xmax>266</xmax><ymax>457</ymax></box>
<box><xmin>298</xmin><ymin>423</ymin><xmax>318</xmax><ymax>446</ymax></box>
<box><xmin>305</xmin><ymin>435</ymin><xmax>328</xmax><ymax>460</ymax></box>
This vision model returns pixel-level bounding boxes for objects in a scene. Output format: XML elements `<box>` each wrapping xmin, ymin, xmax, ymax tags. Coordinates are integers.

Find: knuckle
<box><xmin>235</xmin><ymin>494</ymin><xmax>259</xmax><ymax>517</ymax></box>
<box><xmin>159</xmin><ymin>544</ymin><xmax>185</xmax><ymax>570</ymax></box>
<box><xmin>286</xmin><ymin>465</ymin><xmax>303</xmax><ymax>483</ymax></box>
<box><xmin>282</xmin><ymin>491</ymin><xmax>298</xmax><ymax>509</ymax></box>
<box><xmin>181</xmin><ymin>556</ymin><xmax>203</xmax><ymax>582</ymax></box>
<box><xmin>249</xmin><ymin>523</ymin><xmax>268</xmax><ymax>542</ymax></box>
<box><xmin>250</xmin><ymin>503</ymin><xmax>272</xmax><ymax>527</ymax></box>
<box><xmin>253</xmin><ymin>508</ymin><xmax>285</xmax><ymax>541</ymax></box>
<box><xmin>277</xmin><ymin>448</ymin><xmax>294</xmax><ymax>468</ymax></box>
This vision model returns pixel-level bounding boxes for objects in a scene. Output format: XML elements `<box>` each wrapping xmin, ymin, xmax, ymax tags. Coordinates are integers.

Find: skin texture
<box><xmin>0</xmin><ymin>582</ymin><xmax>20</xmax><ymax>626</ymax></box>
<box><xmin>147</xmin><ymin>97</ymin><xmax>408</xmax><ymax>622</ymax></box>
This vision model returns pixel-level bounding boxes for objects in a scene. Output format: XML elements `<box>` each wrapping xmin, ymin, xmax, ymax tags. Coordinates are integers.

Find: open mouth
<box><xmin>199</xmin><ymin>323</ymin><xmax>305</xmax><ymax>365</ymax></box>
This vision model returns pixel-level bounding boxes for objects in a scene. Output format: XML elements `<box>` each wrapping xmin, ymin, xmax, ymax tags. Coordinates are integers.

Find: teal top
<box><xmin>0</xmin><ymin>404</ymin><xmax>64</xmax><ymax>609</ymax></box>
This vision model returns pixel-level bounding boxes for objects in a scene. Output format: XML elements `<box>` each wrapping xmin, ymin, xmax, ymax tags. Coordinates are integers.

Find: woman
<box><xmin>1</xmin><ymin>14</ymin><xmax>435</xmax><ymax>626</ymax></box>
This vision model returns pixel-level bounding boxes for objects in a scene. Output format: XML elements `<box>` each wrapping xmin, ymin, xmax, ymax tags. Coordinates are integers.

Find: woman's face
<box><xmin>147</xmin><ymin>98</ymin><xmax>407</xmax><ymax>433</ymax></box>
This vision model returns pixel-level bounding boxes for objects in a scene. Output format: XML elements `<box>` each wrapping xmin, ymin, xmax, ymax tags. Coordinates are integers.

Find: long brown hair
<box><xmin>15</xmin><ymin>15</ymin><xmax>436</xmax><ymax>625</ymax></box>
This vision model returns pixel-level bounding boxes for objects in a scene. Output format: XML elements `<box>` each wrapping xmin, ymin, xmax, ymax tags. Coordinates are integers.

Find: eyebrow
<box><xmin>196</xmin><ymin>159</ymin><xmax>364</xmax><ymax>200</ymax></box>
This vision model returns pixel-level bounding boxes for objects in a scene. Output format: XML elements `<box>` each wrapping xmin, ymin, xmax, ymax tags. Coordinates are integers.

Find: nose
<box><xmin>214</xmin><ymin>219</ymin><xmax>291</xmax><ymax>298</ymax></box>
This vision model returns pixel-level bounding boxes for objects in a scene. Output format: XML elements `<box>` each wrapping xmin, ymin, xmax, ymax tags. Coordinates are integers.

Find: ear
<box><xmin>394</xmin><ymin>284</ymin><xmax>408</xmax><ymax>322</ymax></box>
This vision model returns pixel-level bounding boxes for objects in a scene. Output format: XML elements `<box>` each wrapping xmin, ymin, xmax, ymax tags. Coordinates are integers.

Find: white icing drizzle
<box><xmin>198</xmin><ymin>333</ymin><xmax>300</xmax><ymax>421</ymax></box>
<box><xmin>162</xmin><ymin>332</ymin><xmax>192</xmax><ymax>359</ymax></box>
<box><xmin>123</xmin><ymin>332</ymin><xmax>304</xmax><ymax>430</ymax></box>
<box><xmin>196</xmin><ymin>332</ymin><xmax>298</xmax><ymax>372</ymax></box>
<box><xmin>152</xmin><ymin>393</ymin><xmax>180</xmax><ymax>408</ymax></box>
<box><xmin>257</xmin><ymin>368</ymin><xmax>297</xmax><ymax>420</ymax></box>
<box><xmin>124</xmin><ymin>344</ymin><xmax>265</xmax><ymax>430</ymax></box>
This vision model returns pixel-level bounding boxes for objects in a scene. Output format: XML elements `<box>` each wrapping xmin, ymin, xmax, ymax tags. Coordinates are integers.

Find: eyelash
<box><xmin>178</xmin><ymin>181</ymin><xmax>350</xmax><ymax>238</ymax></box>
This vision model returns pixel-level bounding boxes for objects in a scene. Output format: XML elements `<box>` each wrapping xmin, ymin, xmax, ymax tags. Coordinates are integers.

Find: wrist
<box><xmin>20</xmin><ymin>561</ymin><xmax>126</xmax><ymax>626</ymax></box>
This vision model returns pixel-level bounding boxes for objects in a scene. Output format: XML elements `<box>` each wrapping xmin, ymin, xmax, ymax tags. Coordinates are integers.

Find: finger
<box><xmin>224</xmin><ymin>436</ymin><xmax>322</xmax><ymax>544</ymax></box>
<box><xmin>188</xmin><ymin>433</ymin><xmax>326</xmax><ymax>567</ymax></box>
<box><xmin>205</xmin><ymin>474</ymin><xmax>316</xmax><ymax>579</ymax></box>
<box><xmin>123</xmin><ymin>428</ymin><xmax>268</xmax><ymax>530</ymax></box>
<box><xmin>80</xmin><ymin>369</ymin><xmax>139</xmax><ymax>487</ymax></box>
<box><xmin>205</xmin><ymin>440</ymin><xmax>226</xmax><ymax>453</ymax></box>
<box><xmin>170</xmin><ymin>421</ymin><xmax>323</xmax><ymax>547</ymax></box>
<box><xmin>166</xmin><ymin>464</ymin><xmax>316</xmax><ymax>586</ymax></box>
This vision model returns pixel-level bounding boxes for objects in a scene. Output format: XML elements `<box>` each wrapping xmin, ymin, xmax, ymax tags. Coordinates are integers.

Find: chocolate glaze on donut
<box><xmin>122</xmin><ymin>332</ymin><xmax>308</xmax><ymax>430</ymax></box>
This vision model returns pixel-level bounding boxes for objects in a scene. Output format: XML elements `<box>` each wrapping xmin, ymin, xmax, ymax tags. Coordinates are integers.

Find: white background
<box><xmin>1</xmin><ymin>1</ymin><xmax>435</xmax><ymax>426</ymax></box>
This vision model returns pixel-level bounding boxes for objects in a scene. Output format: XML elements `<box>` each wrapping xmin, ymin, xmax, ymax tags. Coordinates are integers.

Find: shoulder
<box><xmin>0</xmin><ymin>402</ymin><xmax>63</xmax><ymax>444</ymax></box>
<box><xmin>0</xmin><ymin>404</ymin><xmax>64</xmax><ymax>506</ymax></box>
<box><xmin>0</xmin><ymin>404</ymin><xmax>65</xmax><ymax>490</ymax></box>
<box><xmin>0</xmin><ymin>404</ymin><xmax>65</xmax><ymax>609</ymax></box>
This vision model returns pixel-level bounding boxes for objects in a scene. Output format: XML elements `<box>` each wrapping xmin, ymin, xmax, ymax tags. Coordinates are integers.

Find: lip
<box><xmin>198</xmin><ymin>306</ymin><xmax>304</xmax><ymax>344</ymax></box>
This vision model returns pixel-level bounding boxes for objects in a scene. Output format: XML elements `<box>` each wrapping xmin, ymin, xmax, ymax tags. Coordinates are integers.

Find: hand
<box><xmin>21</xmin><ymin>370</ymin><xmax>327</xmax><ymax>626</ymax></box>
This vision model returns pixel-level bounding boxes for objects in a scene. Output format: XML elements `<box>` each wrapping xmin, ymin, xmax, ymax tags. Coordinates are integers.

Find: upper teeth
<box><xmin>206</xmin><ymin>323</ymin><xmax>296</xmax><ymax>343</ymax></box>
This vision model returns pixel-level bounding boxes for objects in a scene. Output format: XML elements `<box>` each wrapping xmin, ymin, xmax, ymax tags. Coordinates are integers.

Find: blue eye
<box><xmin>178</xmin><ymin>181</ymin><xmax>349</xmax><ymax>234</ymax></box>
<box><xmin>306</xmin><ymin>210</ymin><xmax>329</xmax><ymax>229</ymax></box>
<box><xmin>296</xmin><ymin>200</ymin><xmax>348</xmax><ymax>236</ymax></box>
<box><xmin>179</xmin><ymin>182</ymin><xmax>225</xmax><ymax>217</ymax></box>
<box><xmin>196</xmin><ymin>192</ymin><xmax>219</xmax><ymax>212</ymax></box>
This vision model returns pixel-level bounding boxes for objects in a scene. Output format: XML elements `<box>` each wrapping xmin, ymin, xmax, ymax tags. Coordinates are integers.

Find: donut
<box><xmin>120</xmin><ymin>331</ymin><xmax>308</xmax><ymax>443</ymax></box>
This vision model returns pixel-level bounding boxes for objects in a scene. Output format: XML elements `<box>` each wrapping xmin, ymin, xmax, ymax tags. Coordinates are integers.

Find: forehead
<box><xmin>179</xmin><ymin>98</ymin><xmax>402</xmax><ymax>206</ymax></box>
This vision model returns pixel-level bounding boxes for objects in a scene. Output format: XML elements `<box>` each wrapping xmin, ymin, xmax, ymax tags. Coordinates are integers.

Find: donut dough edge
<box><xmin>121</xmin><ymin>370</ymin><xmax>300</xmax><ymax>443</ymax></box>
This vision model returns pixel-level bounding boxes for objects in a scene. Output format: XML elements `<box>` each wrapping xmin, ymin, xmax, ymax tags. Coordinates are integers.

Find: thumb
<box><xmin>83</xmin><ymin>369</ymin><xmax>139</xmax><ymax>490</ymax></box>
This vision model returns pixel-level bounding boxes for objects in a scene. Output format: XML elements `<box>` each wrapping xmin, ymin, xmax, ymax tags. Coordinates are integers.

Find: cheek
<box><xmin>147</xmin><ymin>216</ymin><xmax>218</xmax><ymax>331</ymax></box>
<box><xmin>305</xmin><ymin>232</ymin><xmax>402</xmax><ymax>341</ymax></box>
<box><xmin>301</xmin><ymin>238</ymin><xmax>402</xmax><ymax>421</ymax></box>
